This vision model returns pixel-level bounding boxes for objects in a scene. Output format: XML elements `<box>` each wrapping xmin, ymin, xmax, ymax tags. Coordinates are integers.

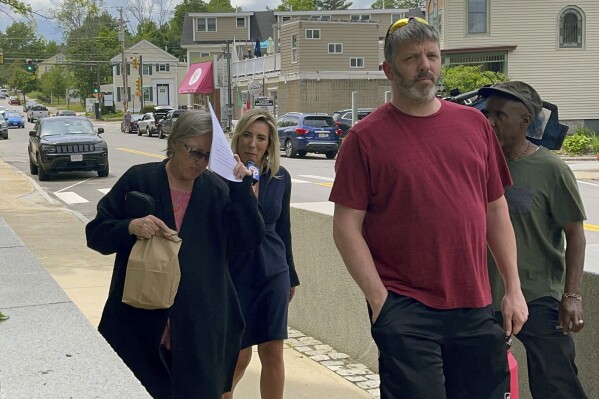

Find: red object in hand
<box><xmin>508</xmin><ymin>350</ymin><xmax>519</xmax><ymax>399</ymax></box>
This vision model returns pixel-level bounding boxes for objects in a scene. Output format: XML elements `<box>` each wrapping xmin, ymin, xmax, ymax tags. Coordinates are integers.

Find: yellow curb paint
<box><xmin>115</xmin><ymin>148</ymin><xmax>167</xmax><ymax>159</ymax></box>
<box><xmin>584</xmin><ymin>223</ymin><xmax>599</xmax><ymax>233</ymax></box>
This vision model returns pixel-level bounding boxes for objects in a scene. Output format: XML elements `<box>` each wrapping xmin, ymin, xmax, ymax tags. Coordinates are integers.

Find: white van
<box><xmin>0</xmin><ymin>88</ymin><xmax>8</xmax><ymax>99</ymax></box>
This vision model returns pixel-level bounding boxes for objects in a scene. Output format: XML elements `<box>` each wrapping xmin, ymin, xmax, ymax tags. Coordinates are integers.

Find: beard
<box><xmin>391</xmin><ymin>67</ymin><xmax>440</xmax><ymax>105</ymax></box>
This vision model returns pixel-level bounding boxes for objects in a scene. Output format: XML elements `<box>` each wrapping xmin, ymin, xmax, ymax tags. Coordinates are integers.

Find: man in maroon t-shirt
<box><xmin>330</xmin><ymin>17</ymin><xmax>528</xmax><ymax>399</ymax></box>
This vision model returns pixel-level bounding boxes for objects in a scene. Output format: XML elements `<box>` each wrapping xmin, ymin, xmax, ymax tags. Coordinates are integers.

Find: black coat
<box><xmin>86</xmin><ymin>161</ymin><xmax>264</xmax><ymax>399</ymax></box>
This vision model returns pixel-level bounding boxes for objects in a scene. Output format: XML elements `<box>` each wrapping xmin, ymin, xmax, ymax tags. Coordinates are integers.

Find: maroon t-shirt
<box><xmin>329</xmin><ymin>101</ymin><xmax>511</xmax><ymax>309</ymax></box>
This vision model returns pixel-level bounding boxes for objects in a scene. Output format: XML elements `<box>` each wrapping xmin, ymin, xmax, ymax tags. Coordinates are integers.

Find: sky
<box><xmin>0</xmin><ymin>0</ymin><xmax>375</xmax><ymax>44</ymax></box>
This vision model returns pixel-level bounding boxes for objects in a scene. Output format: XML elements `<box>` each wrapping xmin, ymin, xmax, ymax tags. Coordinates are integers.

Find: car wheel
<box><xmin>285</xmin><ymin>139</ymin><xmax>297</xmax><ymax>158</ymax></box>
<box><xmin>146</xmin><ymin>126</ymin><xmax>151</xmax><ymax>137</ymax></box>
<box><xmin>97</xmin><ymin>162</ymin><xmax>109</xmax><ymax>177</ymax></box>
<box><xmin>37</xmin><ymin>154</ymin><xmax>49</xmax><ymax>181</ymax></box>
<box><xmin>29</xmin><ymin>156</ymin><xmax>38</xmax><ymax>175</ymax></box>
<box><xmin>137</xmin><ymin>127</ymin><xmax>142</xmax><ymax>136</ymax></box>
<box><xmin>325</xmin><ymin>151</ymin><xmax>337</xmax><ymax>160</ymax></box>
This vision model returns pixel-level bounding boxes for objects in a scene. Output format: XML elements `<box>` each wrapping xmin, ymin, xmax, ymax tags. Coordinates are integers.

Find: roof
<box><xmin>250</xmin><ymin>10</ymin><xmax>276</xmax><ymax>41</ymax></box>
<box><xmin>109</xmin><ymin>39</ymin><xmax>179</xmax><ymax>63</ymax></box>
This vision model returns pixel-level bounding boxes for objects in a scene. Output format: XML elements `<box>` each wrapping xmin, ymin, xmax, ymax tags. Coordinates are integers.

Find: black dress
<box><xmin>228</xmin><ymin>167</ymin><xmax>300</xmax><ymax>348</ymax></box>
<box><xmin>85</xmin><ymin>161</ymin><xmax>265</xmax><ymax>399</ymax></box>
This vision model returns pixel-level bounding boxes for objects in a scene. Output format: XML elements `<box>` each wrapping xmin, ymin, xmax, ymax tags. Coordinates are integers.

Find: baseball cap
<box><xmin>479</xmin><ymin>81</ymin><xmax>543</xmax><ymax>117</ymax></box>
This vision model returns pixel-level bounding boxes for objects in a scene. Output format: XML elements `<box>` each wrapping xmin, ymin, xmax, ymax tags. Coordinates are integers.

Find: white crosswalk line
<box><xmin>98</xmin><ymin>188</ymin><xmax>111</xmax><ymax>194</ymax></box>
<box><xmin>291</xmin><ymin>179</ymin><xmax>311</xmax><ymax>184</ymax></box>
<box><xmin>297</xmin><ymin>175</ymin><xmax>335</xmax><ymax>182</ymax></box>
<box><xmin>54</xmin><ymin>191</ymin><xmax>89</xmax><ymax>204</ymax></box>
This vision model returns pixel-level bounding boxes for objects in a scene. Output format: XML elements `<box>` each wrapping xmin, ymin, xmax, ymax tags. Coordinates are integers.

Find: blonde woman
<box><xmin>224</xmin><ymin>109</ymin><xmax>299</xmax><ymax>399</ymax></box>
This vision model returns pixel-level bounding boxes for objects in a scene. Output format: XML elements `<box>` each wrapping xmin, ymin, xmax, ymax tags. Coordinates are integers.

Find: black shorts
<box><xmin>370</xmin><ymin>291</ymin><xmax>509</xmax><ymax>399</ymax></box>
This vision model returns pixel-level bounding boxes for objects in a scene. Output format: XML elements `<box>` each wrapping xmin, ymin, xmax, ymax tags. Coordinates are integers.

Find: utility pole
<box><xmin>139</xmin><ymin>54</ymin><xmax>144</xmax><ymax>111</ymax></box>
<box><xmin>226</xmin><ymin>40</ymin><xmax>232</xmax><ymax>132</ymax></box>
<box><xmin>119</xmin><ymin>7</ymin><xmax>129</xmax><ymax>112</ymax></box>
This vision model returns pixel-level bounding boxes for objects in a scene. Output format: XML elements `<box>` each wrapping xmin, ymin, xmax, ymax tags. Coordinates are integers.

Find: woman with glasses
<box><xmin>223</xmin><ymin>109</ymin><xmax>299</xmax><ymax>399</ymax></box>
<box><xmin>86</xmin><ymin>110</ymin><xmax>265</xmax><ymax>399</ymax></box>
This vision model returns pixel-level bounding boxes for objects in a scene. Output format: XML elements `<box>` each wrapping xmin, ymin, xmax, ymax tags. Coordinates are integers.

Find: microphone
<box><xmin>246</xmin><ymin>161</ymin><xmax>260</xmax><ymax>186</ymax></box>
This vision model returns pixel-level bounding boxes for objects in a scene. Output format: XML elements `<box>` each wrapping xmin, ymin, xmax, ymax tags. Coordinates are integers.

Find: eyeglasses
<box><xmin>182</xmin><ymin>142</ymin><xmax>210</xmax><ymax>161</ymax></box>
<box><xmin>385</xmin><ymin>16</ymin><xmax>429</xmax><ymax>44</ymax></box>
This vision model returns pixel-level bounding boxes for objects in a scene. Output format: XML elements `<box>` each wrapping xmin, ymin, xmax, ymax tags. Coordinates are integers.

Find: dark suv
<box><xmin>277</xmin><ymin>112</ymin><xmax>341</xmax><ymax>159</ymax></box>
<box><xmin>157</xmin><ymin>109</ymin><xmax>186</xmax><ymax>139</ymax></box>
<box><xmin>28</xmin><ymin>116</ymin><xmax>109</xmax><ymax>181</ymax></box>
<box><xmin>332</xmin><ymin>108</ymin><xmax>375</xmax><ymax>137</ymax></box>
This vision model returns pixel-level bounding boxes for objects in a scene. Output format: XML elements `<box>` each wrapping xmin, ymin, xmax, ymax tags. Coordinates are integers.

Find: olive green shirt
<box><xmin>488</xmin><ymin>146</ymin><xmax>586</xmax><ymax>308</ymax></box>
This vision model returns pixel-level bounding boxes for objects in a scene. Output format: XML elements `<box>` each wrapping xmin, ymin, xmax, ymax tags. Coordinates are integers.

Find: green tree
<box><xmin>441</xmin><ymin>65</ymin><xmax>507</xmax><ymax>95</ymax></box>
<box><xmin>39</xmin><ymin>66</ymin><xmax>70</xmax><ymax>103</ymax></box>
<box><xmin>0</xmin><ymin>0</ymin><xmax>32</xmax><ymax>17</ymax></box>
<box><xmin>315</xmin><ymin>0</ymin><xmax>351</xmax><ymax>10</ymax></box>
<box><xmin>7</xmin><ymin>64</ymin><xmax>38</xmax><ymax>96</ymax></box>
<box><xmin>0</xmin><ymin>22</ymin><xmax>45</xmax><ymax>62</ymax></box>
<box><xmin>65</xmin><ymin>12</ymin><xmax>121</xmax><ymax>99</ymax></box>
<box><xmin>135</xmin><ymin>20</ymin><xmax>168</xmax><ymax>49</ymax></box>
<box><xmin>370</xmin><ymin>0</ymin><xmax>422</xmax><ymax>9</ymax></box>
<box><xmin>276</xmin><ymin>0</ymin><xmax>316</xmax><ymax>11</ymax></box>
<box><xmin>206</xmin><ymin>0</ymin><xmax>235</xmax><ymax>12</ymax></box>
<box><xmin>51</xmin><ymin>0</ymin><xmax>102</xmax><ymax>38</ymax></box>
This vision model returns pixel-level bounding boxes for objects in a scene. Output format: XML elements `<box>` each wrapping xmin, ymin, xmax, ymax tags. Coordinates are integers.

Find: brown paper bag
<box><xmin>123</xmin><ymin>228</ymin><xmax>182</xmax><ymax>310</ymax></box>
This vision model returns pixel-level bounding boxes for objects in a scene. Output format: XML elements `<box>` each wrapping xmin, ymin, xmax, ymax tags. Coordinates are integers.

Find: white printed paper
<box><xmin>207</xmin><ymin>101</ymin><xmax>241</xmax><ymax>182</ymax></box>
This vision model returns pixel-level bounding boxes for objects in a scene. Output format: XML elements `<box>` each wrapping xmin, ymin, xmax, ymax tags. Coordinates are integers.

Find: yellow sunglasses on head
<box><xmin>385</xmin><ymin>16</ymin><xmax>429</xmax><ymax>43</ymax></box>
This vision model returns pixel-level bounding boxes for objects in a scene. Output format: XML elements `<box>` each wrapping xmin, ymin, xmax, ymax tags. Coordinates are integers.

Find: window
<box><xmin>444</xmin><ymin>52</ymin><xmax>507</xmax><ymax>73</ymax></box>
<box><xmin>156</xmin><ymin>64</ymin><xmax>170</xmax><ymax>72</ymax></box>
<box><xmin>350</xmin><ymin>57</ymin><xmax>364</xmax><ymax>68</ymax></box>
<box><xmin>142</xmin><ymin>64</ymin><xmax>152</xmax><ymax>75</ymax></box>
<box><xmin>197</xmin><ymin>17</ymin><xmax>217</xmax><ymax>32</ymax></box>
<box><xmin>391</xmin><ymin>13</ymin><xmax>405</xmax><ymax>23</ymax></box>
<box><xmin>116</xmin><ymin>87</ymin><xmax>131</xmax><ymax>102</ymax></box>
<box><xmin>200</xmin><ymin>52</ymin><xmax>210</xmax><ymax>57</ymax></box>
<box><xmin>468</xmin><ymin>0</ymin><xmax>487</xmax><ymax>34</ymax></box>
<box><xmin>328</xmin><ymin>43</ymin><xmax>343</xmax><ymax>54</ymax></box>
<box><xmin>306</xmin><ymin>29</ymin><xmax>320</xmax><ymax>39</ymax></box>
<box><xmin>116</xmin><ymin>64</ymin><xmax>121</xmax><ymax>76</ymax></box>
<box><xmin>559</xmin><ymin>7</ymin><xmax>583</xmax><ymax>48</ymax></box>
<box><xmin>143</xmin><ymin>87</ymin><xmax>153</xmax><ymax>102</ymax></box>
<box><xmin>45</xmin><ymin>66</ymin><xmax>52</xmax><ymax>72</ymax></box>
<box><xmin>56</xmin><ymin>55</ymin><xmax>64</xmax><ymax>63</ymax></box>
<box><xmin>236</xmin><ymin>17</ymin><xmax>245</xmax><ymax>28</ymax></box>
<box><xmin>282</xmin><ymin>16</ymin><xmax>291</xmax><ymax>22</ymax></box>
<box><xmin>291</xmin><ymin>34</ymin><xmax>298</xmax><ymax>63</ymax></box>
<box><xmin>310</xmin><ymin>15</ymin><xmax>331</xmax><ymax>21</ymax></box>
<box><xmin>351</xmin><ymin>14</ymin><xmax>370</xmax><ymax>22</ymax></box>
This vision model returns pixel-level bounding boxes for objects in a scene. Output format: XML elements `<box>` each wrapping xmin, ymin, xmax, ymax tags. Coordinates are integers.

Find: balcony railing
<box><xmin>232</xmin><ymin>54</ymin><xmax>280</xmax><ymax>77</ymax></box>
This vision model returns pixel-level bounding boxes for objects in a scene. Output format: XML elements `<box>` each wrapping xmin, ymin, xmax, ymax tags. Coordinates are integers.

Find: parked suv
<box><xmin>157</xmin><ymin>109</ymin><xmax>186</xmax><ymax>139</ymax></box>
<box><xmin>332</xmin><ymin>108</ymin><xmax>375</xmax><ymax>137</ymax></box>
<box><xmin>277</xmin><ymin>112</ymin><xmax>341</xmax><ymax>159</ymax></box>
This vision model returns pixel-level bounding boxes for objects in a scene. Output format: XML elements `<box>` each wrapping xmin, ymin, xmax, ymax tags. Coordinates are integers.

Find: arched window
<box><xmin>559</xmin><ymin>7</ymin><xmax>583</xmax><ymax>48</ymax></box>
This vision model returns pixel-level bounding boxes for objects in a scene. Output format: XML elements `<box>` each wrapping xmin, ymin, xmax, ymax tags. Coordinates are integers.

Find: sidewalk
<box><xmin>0</xmin><ymin>159</ymin><xmax>373</xmax><ymax>398</ymax></box>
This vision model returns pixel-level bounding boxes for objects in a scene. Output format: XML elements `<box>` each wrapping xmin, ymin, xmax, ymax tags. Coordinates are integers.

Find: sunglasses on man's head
<box><xmin>183</xmin><ymin>142</ymin><xmax>210</xmax><ymax>161</ymax></box>
<box><xmin>385</xmin><ymin>16</ymin><xmax>429</xmax><ymax>44</ymax></box>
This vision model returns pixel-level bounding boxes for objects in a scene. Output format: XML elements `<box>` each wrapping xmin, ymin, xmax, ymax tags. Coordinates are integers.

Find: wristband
<box><xmin>562</xmin><ymin>293</ymin><xmax>582</xmax><ymax>302</ymax></box>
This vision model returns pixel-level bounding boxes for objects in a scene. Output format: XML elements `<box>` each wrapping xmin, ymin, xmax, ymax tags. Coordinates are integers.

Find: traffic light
<box><xmin>0</xmin><ymin>52</ymin><xmax>4</xmax><ymax>65</ymax></box>
<box><xmin>93</xmin><ymin>82</ymin><xmax>100</xmax><ymax>94</ymax></box>
<box><xmin>135</xmin><ymin>77</ymin><xmax>142</xmax><ymax>97</ymax></box>
<box><xmin>131</xmin><ymin>57</ymin><xmax>138</xmax><ymax>69</ymax></box>
<box><xmin>26</xmin><ymin>59</ymin><xmax>35</xmax><ymax>72</ymax></box>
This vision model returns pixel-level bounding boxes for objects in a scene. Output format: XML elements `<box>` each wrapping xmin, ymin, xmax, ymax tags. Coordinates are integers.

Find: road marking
<box><xmin>318</xmin><ymin>182</ymin><xmax>334</xmax><ymax>187</ymax></box>
<box><xmin>292</xmin><ymin>201</ymin><xmax>334</xmax><ymax>216</ymax></box>
<box><xmin>115</xmin><ymin>148</ymin><xmax>166</xmax><ymax>159</ymax></box>
<box><xmin>291</xmin><ymin>179</ymin><xmax>311</xmax><ymax>184</ymax></box>
<box><xmin>55</xmin><ymin>177</ymin><xmax>95</xmax><ymax>193</ymax></box>
<box><xmin>54</xmin><ymin>191</ymin><xmax>89</xmax><ymax>204</ymax></box>
<box><xmin>585</xmin><ymin>223</ymin><xmax>599</xmax><ymax>233</ymax></box>
<box><xmin>98</xmin><ymin>188</ymin><xmax>111</xmax><ymax>194</ymax></box>
<box><xmin>298</xmin><ymin>175</ymin><xmax>335</xmax><ymax>182</ymax></box>
<box><xmin>578</xmin><ymin>180</ymin><xmax>599</xmax><ymax>187</ymax></box>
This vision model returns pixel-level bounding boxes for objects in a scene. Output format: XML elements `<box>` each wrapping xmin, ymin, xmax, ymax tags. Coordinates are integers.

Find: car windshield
<box><xmin>131</xmin><ymin>114</ymin><xmax>143</xmax><ymax>121</ymax></box>
<box><xmin>41</xmin><ymin>119</ymin><xmax>95</xmax><ymax>136</ymax></box>
<box><xmin>5</xmin><ymin>112</ymin><xmax>20</xmax><ymax>118</ymax></box>
<box><xmin>303</xmin><ymin>116</ymin><xmax>335</xmax><ymax>128</ymax></box>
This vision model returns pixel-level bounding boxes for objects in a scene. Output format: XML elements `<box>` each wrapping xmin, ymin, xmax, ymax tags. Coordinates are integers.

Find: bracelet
<box><xmin>562</xmin><ymin>293</ymin><xmax>582</xmax><ymax>302</ymax></box>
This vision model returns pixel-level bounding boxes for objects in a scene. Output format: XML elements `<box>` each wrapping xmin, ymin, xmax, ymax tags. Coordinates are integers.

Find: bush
<box><xmin>562</xmin><ymin>133</ymin><xmax>592</xmax><ymax>155</ymax></box>
<box><xmin>588</xmin><ymin>134</ymin><xmax>599</xmax><ymax>154</ymax></box>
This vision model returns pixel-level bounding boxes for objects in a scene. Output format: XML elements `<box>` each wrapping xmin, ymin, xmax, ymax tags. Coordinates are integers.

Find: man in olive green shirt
<box><xmin>481</xmin><ymin>81</ymin><xmax>587</xmax><ymax>399</ymax></box>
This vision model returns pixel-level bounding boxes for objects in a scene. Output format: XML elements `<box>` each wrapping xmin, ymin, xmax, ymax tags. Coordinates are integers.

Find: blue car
<box><xmin>277</xmin><ymin>112</ymin><xmax>341</xmax><ymax>159</ymax></box>
<box><xmin>4</xmin><ymin>111</ymin><xmax>25</xmax><ymax>128</ymax></box>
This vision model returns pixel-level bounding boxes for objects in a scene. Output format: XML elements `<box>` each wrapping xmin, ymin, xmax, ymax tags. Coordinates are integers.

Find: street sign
<box><xmin>247</xmin><ymin>80</ymin><xmax>263</xmax><ymax>96</ymax></box>
<box><xmin>253</xmin><ymin>96</ymin><xmax>275</xmax><ymax>113</ymax></box>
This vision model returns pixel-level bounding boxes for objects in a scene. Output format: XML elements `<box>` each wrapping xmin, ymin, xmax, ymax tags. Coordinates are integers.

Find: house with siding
<box><xmin>109</xmin><ymin>40</ymin><xmax>187</xmax><ymax>112</ymax></box>
<box><xmin>36</xmin><ymin>53</ymin><xmax>67</xmax><ymax>79</ymax></box>
<box><xmin>180</xmin><ymin>8</ymin><xmax>424</xmax><ymax>122</ymax></box>
<box><xmin>430</xmin><ymin>0</ymin><xmax>599</xmax><ymax>128</ymax></box>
